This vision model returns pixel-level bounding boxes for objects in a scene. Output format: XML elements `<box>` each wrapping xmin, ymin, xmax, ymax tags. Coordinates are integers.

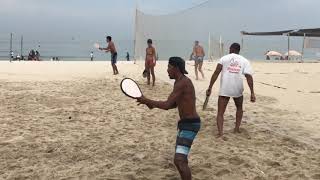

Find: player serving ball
<box><xmin>96</xmin><ymin>36</ymin><xmax>119</xmax><ymax>75</ymax></box>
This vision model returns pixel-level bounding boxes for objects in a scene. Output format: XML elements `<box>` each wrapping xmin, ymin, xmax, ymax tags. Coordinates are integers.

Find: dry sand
<box><xmin>0</xmin><ymin>60</ymin><xmax>319</xmax><ymax>180</ymax></box>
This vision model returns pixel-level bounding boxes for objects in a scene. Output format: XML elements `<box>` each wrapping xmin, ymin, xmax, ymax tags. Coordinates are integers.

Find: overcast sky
<box><xmin>0</xmin><ymin>0</ymin><xmax>319</xmax><ymax>41</ymax></box>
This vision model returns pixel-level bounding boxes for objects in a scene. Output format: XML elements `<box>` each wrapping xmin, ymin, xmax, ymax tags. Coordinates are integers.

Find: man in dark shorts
<box><xmin>137</xmin><ymin>57</ymin><xmax>200</xmax><ymax>180</ymax></box>
<box><xmin>99</xmin><ymin>36</ymin><xmax>119</xmax><ymax>75</ymax></box>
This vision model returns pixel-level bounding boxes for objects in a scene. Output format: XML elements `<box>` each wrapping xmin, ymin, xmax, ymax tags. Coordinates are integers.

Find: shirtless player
<box><xmin>192</xmin><ymin>41</ymin><xmax>205</xmax><ymax>80</ymax></box>
<box><xmin>138</xmin><ymin>57</ymin><xmax>201</xmax><ymax>180</ymax></box>
<box><xmin>99</xmin><ymin>36</ymin><xmax>119</xmax><ymax>75</ymax></box>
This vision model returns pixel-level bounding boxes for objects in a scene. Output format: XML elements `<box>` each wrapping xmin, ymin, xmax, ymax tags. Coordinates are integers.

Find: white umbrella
<box><xmin>266</xmin><ymin>51</ymin><xmax>282</xmax><ymax>56</ymax></box>
<box><xmin>284</xmin><ymin>50</ymin><xmax>302</xmax><ymax>56</ymax></box>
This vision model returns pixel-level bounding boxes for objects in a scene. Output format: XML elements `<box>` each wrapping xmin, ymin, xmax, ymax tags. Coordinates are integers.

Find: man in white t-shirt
<box><xmin>206</xmin><ymin>43</ymin><xmax>255</xmax><ymax>138</ymax></box>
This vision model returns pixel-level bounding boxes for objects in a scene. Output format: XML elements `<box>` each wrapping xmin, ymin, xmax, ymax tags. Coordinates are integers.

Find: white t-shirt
<box><xmin>218</xmin><ymin>53</ymin><xmax>253</xmax><ymax>97</ymax></box>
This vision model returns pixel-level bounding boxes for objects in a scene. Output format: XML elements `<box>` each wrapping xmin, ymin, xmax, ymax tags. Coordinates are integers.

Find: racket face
<box><xmin>120</xmin><ymin>78</ymin><xmax>143</xmax><ymax>99</ymax></box>
<box><xmin>94</xmin><ymin>43</ymin><xmax>100</xmax><ymax>49</ymax></box>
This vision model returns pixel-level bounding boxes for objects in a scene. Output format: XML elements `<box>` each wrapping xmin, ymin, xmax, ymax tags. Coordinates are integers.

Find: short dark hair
<box><xmin>106</xmin><ymin>36</ymin><xmax>112</xmax><ymax>41</ymax></box>
<box><xmin>168</xmin><ymin>57</ymin><xmax>188</xmax><ymax>74</ymax></box>
<box><xmin>147</xmin><ymin>39</ymin><xmax>152</xmax><ymax>44</ymax></box>
<box><xmin>230</xmin><ymin>43</ymin><xmax>240</xmax><ymax>52</ymax></box>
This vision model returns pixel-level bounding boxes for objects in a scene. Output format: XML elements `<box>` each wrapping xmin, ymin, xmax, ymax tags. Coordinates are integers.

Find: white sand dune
<box><xmin>0</xmin><ymin>61</ymin><xmax>319</xmax><ymax>179</ymax></box>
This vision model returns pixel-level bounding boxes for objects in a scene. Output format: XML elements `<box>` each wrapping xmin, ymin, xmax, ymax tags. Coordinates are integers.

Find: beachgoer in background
<box><xmin>266</xmin><ymin>55</ymin><xmax>270</xmax><ymax>60</ymax></box>
<box><xmin>145</xmin><ymin>39</ymin><xmax>156</xmax><ymax>86</ymax></box>
<box><xmin>192</xmin><ymin>41</ymin><xmax>205</xmax><ymax>80</ymax></box>
<box><xmin>99</xmin><ymin>36</ymin><xmax>119</xmax><ymax>75</ymax></box>
<box><xmin>137</xmin><ymin>57</ymin><xmax>200</xmax><ymax>180</ymax></box>
<box><xmin>90</xmin><ymin>51</ymin><xmax>94</xmax><ymax>61</ymax></box>
<box><xmin>126</xmin><ymin>52</ymin><xmax>130</xmax><ymax>61</ymax></box>
<box><xmin>28</xmin><ymin>50</ymin><xmax>36</xmax><ymax>61</ymax></box>
<box><xmin>35</xmin><ymin>51</ymin><xmax>40</xmax><ymax>61</ymax></box>
<box><xmin>206</xmin><ymin>43</ymin><xmax>255</xmax><ymax>138</ymax></box>
<box><xmin>10</xmin><ymin>51</ymin><xmax>14</xmax><ymax>62</ymax></box>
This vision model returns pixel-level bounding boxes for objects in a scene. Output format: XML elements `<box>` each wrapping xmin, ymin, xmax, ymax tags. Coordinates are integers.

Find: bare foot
<box><xmin>234</xmin><ymin>128</ymin><xmax>241</xmax><ymax>134</ymax></box>
<box><xmin>216</xmin><ymin>133</ymin><xmax>223</xmax><ymax>138</ymax></box>
<box><xmin>216</xmin><ymin>134</ymin><xmax>228</xmax><ymax>141</ymax></box>
<box><xmin>235</xmin><ymin>128</ymin><xmax>251</xmax><ymax>139</ymax></box>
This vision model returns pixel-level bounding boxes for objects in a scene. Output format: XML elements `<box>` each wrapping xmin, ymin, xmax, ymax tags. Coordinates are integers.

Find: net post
<box><xmin>208</xmin><ymin>32</ymin><xmax>211</xmax><ymax>61</ymax></box>
<box><xmin>287</xmin><ymin>33</ymin><xmax>290</xmax><ymax>60</ymax></box>
<box><xmin>301</xmin><ymin>33</ymin><xmax>306</xmax><ymax>62</ymax></box>
<box><xmin>9</xmin><ymin>33</ymin><xmax>13</xmax><ymax>62</ymax></box>
<box><xmin>133</xmin><ymin>2</ymin><xmax>138</xmax><ymax>64</ymax></box>
<box><xmin>20</xmin><ymin>35</ymin><xmax>23</xmax><ymax>59</ymax></box>
<box><xmin>241</xmin><ymin>33</ymin><xmax>244</xmax><ymax>51</ymax></box>
<box><xmin>219</xmin><ymin>36</ymin><xmax>221</xmax><ymax>58</ymax></box>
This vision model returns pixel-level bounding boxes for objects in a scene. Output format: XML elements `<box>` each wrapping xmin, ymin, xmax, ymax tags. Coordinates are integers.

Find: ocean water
<box><xmin>0</xmin><ymin>36</ymin><xmax>319</xmax><ymax>61</ymax></box>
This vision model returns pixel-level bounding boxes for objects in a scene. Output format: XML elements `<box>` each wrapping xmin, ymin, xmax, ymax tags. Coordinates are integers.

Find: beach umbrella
<box><xmin>284</xmin><ymin>50</ymin><xmax>302</xmax><ymax>56</ymax></box>
<box><xmin>266</xmin><ymin>51</ymin><xmax>282</xmax><ymax>56</ymax></box>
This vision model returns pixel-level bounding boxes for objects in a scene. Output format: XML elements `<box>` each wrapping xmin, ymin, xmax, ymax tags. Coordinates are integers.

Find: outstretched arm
<box><xmin>99</xmin><ymin>44</ymin><xmax>111</xmax><ymax>52</ymax></box>
<box><xmin>137</xmin><ymin>81</ymin><xmax>183</xmax><ymax>110</ymax></box>
<box><xmin>206</xmin><ymin>64</ymin><xmax>222</xmax><ymax>95</ymax></box>
<box><xmin>153</xmin><ymin>48</ymin><xmax>157</xmax><ymax>62</ymax></box>
<box><xmin>145</xmin><ymin>49</ymin><xmax>148</xmax><ymax>67</ymax></box>
<box><xmin>202</xmin><ymin>47</ymin><xmax>205</xmax><ymax>56</ymax></box>
<box><xmin>245</xmin><ymin>74</ymin><xmax>256</xmax><ymax>102</ymax></box>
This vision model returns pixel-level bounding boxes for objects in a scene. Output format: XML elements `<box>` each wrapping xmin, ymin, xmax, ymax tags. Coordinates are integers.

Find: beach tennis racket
<box><xmin>94</xmin><ymin>43</ymin><xmax>100</xmax><ymax>49</ymax></box>
<box><xmin>202</xmin><ymin>94</ymin><xmax>210</xmax><ymax>110</ymax></box>
<box><xmin>120</xmin><ymin>78</ymin><xmax>143</xmax><ymax>99</ymax></box>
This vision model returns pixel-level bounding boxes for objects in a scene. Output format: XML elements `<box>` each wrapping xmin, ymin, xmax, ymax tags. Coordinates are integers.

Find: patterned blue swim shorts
<box><xmin>175</xmin><ymin>118</ymin><xmax>201</xmax><ymax>157</ymax></box>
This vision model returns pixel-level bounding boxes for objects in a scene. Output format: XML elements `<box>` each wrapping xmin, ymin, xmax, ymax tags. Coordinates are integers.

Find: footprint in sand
<box><xmin>215</xmin><ymin>169</ymin><xmax>231</xmax><ymax>177</ymax></box>
<box><xmin>310</xmin><ymin>91</ymin><xmax>320</xmax><ymax>94</ymax></box>
<box><xmin>165</xmin><ymin>176</ymin><xmax>180</xmax><ymax>180</ymax></box>
<box><xmin>203</xmin><ymin>162</ymin><xmax>212</xmax><ymax>168</ymax></box>
<box><xmin>203</xmin><ymin>107</ymin><xmax>215</xmax><ymax>111</ymax></box>
<box><xmin>228</xmin><ymin>156</ymin><xmax>244</xmax><ymax>165</ymax></box>
<box><xmin>233</xmin><ymin>128</ymin><xmax>252</xmax><ymax>139</ymax></box>
<box><xmin>273</xmin><ymin>153</ymin><xmax>281</xmax><ymax>158</ymax></box>
<box><xmin>253</xmin><ymin>176</ymin><xmax>267</xmax><ymax>180</ymax></box>
<box><xmin>311</xmin><ymin>174</ymin><xmax>320</xmax><ymax>180</ymax></box>
<box><xmin>1</xmin><ymin>136</ymin><xmax>24</xmax><ymax>144</ymax></box>
<box><xmin>265</xmin><ymin>159</ymin><xmax>281</xmax><ymax>167</ymax></box>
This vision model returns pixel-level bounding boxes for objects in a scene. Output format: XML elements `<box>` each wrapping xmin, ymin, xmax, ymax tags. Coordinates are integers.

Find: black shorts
<box><xmin>111</xmin><ymin>53</ymin><xmax>117</xmax><ymax>64</ymax></box>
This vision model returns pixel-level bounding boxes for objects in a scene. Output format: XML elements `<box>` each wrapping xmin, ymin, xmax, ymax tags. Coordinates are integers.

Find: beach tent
<box><xmin>241</xmin><ymin>28</ymin><xmax>320</xmax><ymax>37</ymax></box>
<box><xmin>266</xmin><ymin>51</ymin><xmax>282</xmax><ymax>56</ymax></box>
<box><xmin>241</xmin><ymin>28</ymin><xmax>320</xmax><ymax>60</ymax></box>
<box><xmin>284</xmin><ymin>50</ymin><xmax>302</xmax><ymax>56</ymax></box>
<box><xmin>284</xmin><ymin>50</ymin><xmax>302</xmax><ymax>60</ymax></box>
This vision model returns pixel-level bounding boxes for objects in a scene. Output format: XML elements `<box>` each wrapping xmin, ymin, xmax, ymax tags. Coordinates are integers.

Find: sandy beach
<box><xmin>0</xmin><ymin>60</ymin><xmax>320</xmax><ymax>180</ymax></box>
